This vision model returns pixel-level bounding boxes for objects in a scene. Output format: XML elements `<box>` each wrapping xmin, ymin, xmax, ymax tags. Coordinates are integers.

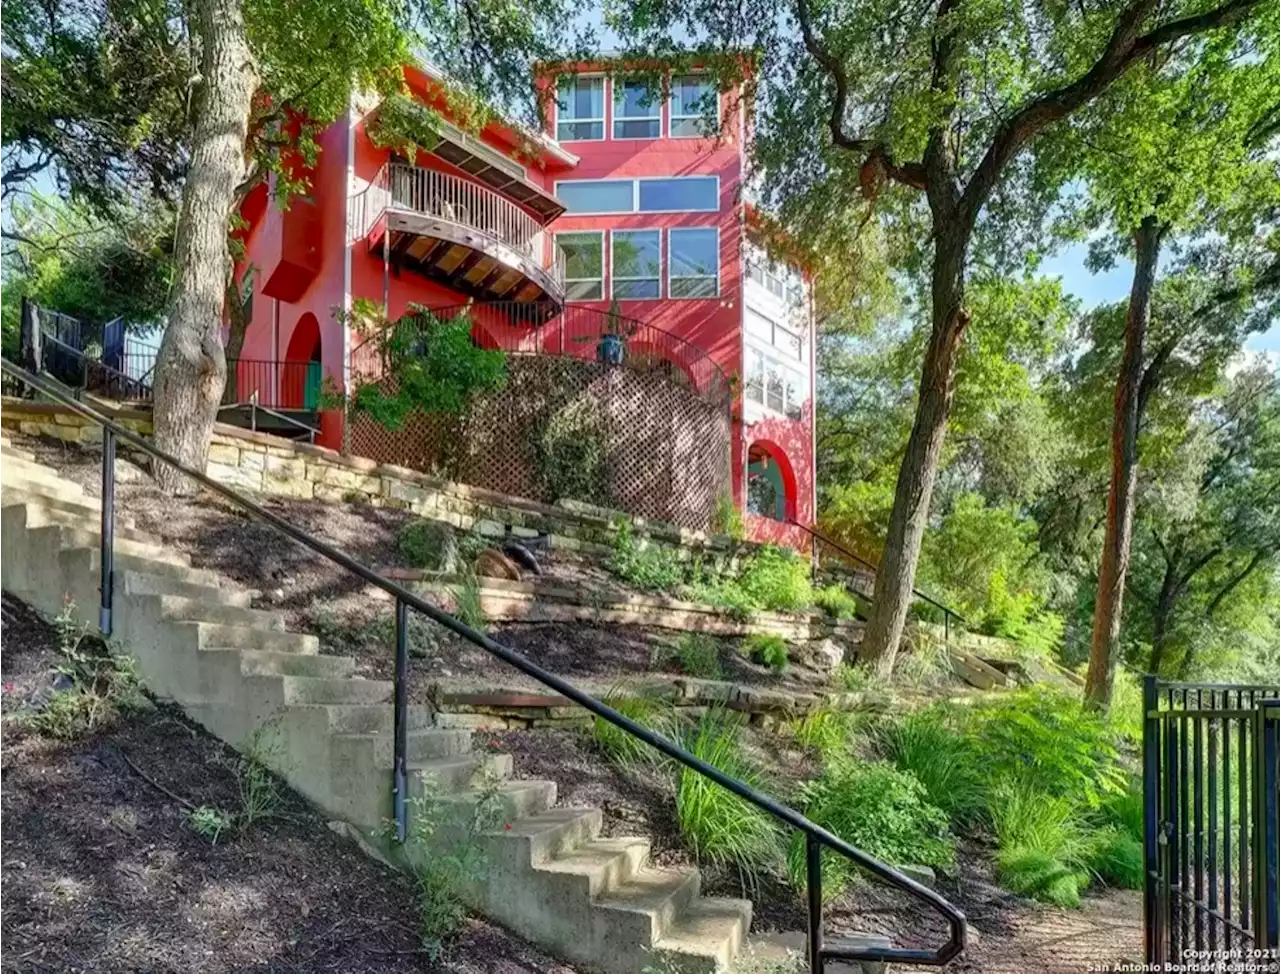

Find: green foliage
<box><xmin>346</xmin><ymin>305</ymin><xmax>507</xmax><ymax>430</ymax></box>
<box><xmin>188</xmin><ymin>805</ymin><xmax>235</xmax><ymax>844</ymax></box>
<box><xmin>672</xmin><ymin>633</ymin><xmax>723</xmax><ymax>679</ymax></box>
<box><xmin>735</xmin><ymin>545</ymin><xmax>813</xmax><ymax>613</ymax></box>
<box><xmin>397</xmin><ymin>519</ymin><xmax>457</xmax><ymax>570</ymax></box>
<box><xmin>608</xmin><ymin>520</ymin><xmax>684</xmax><ymax>592</ymax></box>
<box><xmin>1085</xmin><ymin>827</ymin><xmax>1144</xmax><ymax>889</ymax></box>
<box><xmin>832</xmin><ymin>663</ymin><xmax>876</xmax><ymax>693</ymax></box>
<box><xmin>451</xmin><ymin>570</ymin><xmax>486</xmax><ymax>632</ymax></box>
<box><xmin>536</xmin><ymin>397</ymin><xmax>611</xmax><ymax>504</ymax></box>
<box><xmin>790</xmin><ymin>760</ymin><xmax>954</xmax><ymax>899</ymax></box>
<box><xmin>711</xmin><ymin>494</ymin><xmax>745</xmax><ymax>541</ymax></box>
<box><xmin>996</xmin><ymin>847</ymin><xmax>1087</xmax><ymax>909</ymax></box>
<box><xmin>592</xmin><ymin>687</ymin><xmax>669</xmax><ymax>768</ymax></box>
<box><xmin>674</xmin><ymin>711</ymin><xmax>782</xmax><ymax>880</ymax></box>
<box><xmin>877</xmin><ymin>709</ymin><xmax>986</xmax><ymax>824</ymax></box>
<box><xmin>814</xmin><ymin>584</ymin><xmax>860</xmax><ymax>620</ymax></box>
<box><xmin>741</xmin><ymin>633</ymin><xmax>789</xmax><ymax>673</ymax></box>
<box><xmin>790</xmin><ymin>707</ymin><xmax>860</xmax><ymax>761</ymax></box>
<box><xmin>13</xmin><ymin>600</ymin><xmax>147</xmax><ymax>740</ymax></box>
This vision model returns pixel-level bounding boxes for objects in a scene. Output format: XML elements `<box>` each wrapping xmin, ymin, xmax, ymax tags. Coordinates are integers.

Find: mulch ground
<box><xmin>0</xmin><ymin>593</ymin><xmax>577</xmax><ymax>974</ymax></box>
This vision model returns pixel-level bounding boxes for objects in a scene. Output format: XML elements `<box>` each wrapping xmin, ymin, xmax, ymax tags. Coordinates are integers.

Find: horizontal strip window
<box><xmin>669</xmin><ymin>227</ymin><xmax>719</xmax><ymax>298</ymax></box>
<box><xmin>557</xmin><ymin>231</ymin><xmax>604</xmax><ymax>300</ymax></box>
<box><xmin>612</xmin><ymin>229</ymin><xmax>661</xmax><ymax>299</ymax></box>
<box><xmin>746</xmin><ymin>309</ymin><xmax>803</xmax><ymax>360</ymax></box>
<box><xmin>555</xmin><ymin>176</ymin><xmax>719</xmax><ymax>214</ymax></box>
<box><xmin>746</xmin><ymin>258</ymin><xmax>804</xmax><ymax>307</ymax></box>
<box><xmin>745</xmin><ymin>347</ymin><xmax>805</xmax><ymax>421</ymax></box>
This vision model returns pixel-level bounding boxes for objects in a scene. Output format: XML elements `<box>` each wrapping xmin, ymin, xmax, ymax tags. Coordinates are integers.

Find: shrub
<box><xmin>397</xmin><ymin>519</ymin><xmax>457</xmax><ymax>570</ymax></box>
<box><xmin>537</xmin><ymin>396</ymin><xmax>611</xmax><ymax>504</ymax></box>
<box><xmin>877</xmin><ymin>709</ymin><xmax>986</xmax><ymax>824</ymax></box>
<box><xmin>966</xmin><ymin>687</ymin><xmax>1125</xmax><ymax>808</ymax></box>
<box><xmin>814</xmin><ymin>585</ymin><xmax>860</xmax><ymax>620</ymax></box>
<box><xmin>789</xmin><ymin>760</ymin><xmax>954</xmax><ymax>899</ymax></box>
<box><xmin>682</xmin><ymin>577</ymin><xmax>758</xmax><ymax>619</ymax></box>
<box><xmin>1102</xmin><ymin>783</ymin><xmax>1144</xmax><ymax>842</ymax></box>
<box><xmin>833</xmin><ymin>663</ymin><xmax>876</xmax><ymax>692</ymax></box>
<box><xmin>791</xmin><ymin>707</ymin><xmax>859</xmax><ymax>760</ymax></box>
<box><xmin>742</xmin><ymin>633</ymin><xmax>789</xmax><ymax>672</ymax></box>
<box><xmin>674</xmin><ymin>633</ymin><xmax>722</xmax><ymax>679</ymax></box>
<box><xmin>712</xmin><ymin>494</ymin><xmax>746</xmax><ymax>541</ymax></box>
<box><xmin>592</xmin><ymin>687</ymin><xmax>670</xmax><ymax>768</ymax></box>
<box><xmin>1085</xmin><ymin>827</ymin><xmax>1144</xmax><ymax>889</ymax></box>
<box><xmin>452</xmin><ymin>570</ymin><xmax>486</xmax><ymax>631</ymax></box>
<box><xmin>988</xmin><ymin>778</ymin><xmax>1092</xmax><ymax>905</ymax></box>
<box><xmin>996</xmin><ymin>847</ymin><xmax>1087</xmax><ymax>908</ymax></box>
<box><xmin>736</xmin><ymin>545</ymin><xmax>813</xmax><ymax>613</ymax></box>
<box><xmin>674</xmin><ymin>711</ymin><xmax>782</xmax><ymax>881</ymax></box>
<box><xmin>609</xmin><ymin>520</ymin><xmax>683</xmax><ymax>592</ymax></box>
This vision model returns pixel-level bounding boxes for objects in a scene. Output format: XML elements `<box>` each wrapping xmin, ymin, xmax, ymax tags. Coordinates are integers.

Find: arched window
<box><xmin>747</xmin><ymin>441</ymin><xmax>797</xmax><ymax>522</ymax></box>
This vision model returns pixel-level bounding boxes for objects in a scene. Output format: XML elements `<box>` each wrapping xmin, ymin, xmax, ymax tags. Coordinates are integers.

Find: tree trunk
<box><xmin>1085</xmin><ymin>215</ymin><xmax>1164</xmax><ymax>708</ymax></box>
<box><xmin>1149</xmin><ymin>555</ymin><xmax>1179</xmax><ymax>675</ymax></box>
<box><xmin>861</xmin><ymin>227</ymin><xmax>970</xmax><ymax>678</ymax></box>
<box><xmin>151</xmin><ymin>0</ymin><xmax>256</xmax><ymax>493</ymax></box>
<box><xmin>222</xmin><ymin>272</ymin><xmax>250</xmax><ymax>404</ymax></box>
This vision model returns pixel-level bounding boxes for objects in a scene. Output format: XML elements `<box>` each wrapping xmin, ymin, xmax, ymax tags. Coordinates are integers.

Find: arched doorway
<box><xmin>282</xmin><ymin>313</ymin><xmax>322</xmax><ymax>409</ymax></box>
<box><xmin>747</xmin><ymin>440</ymin><xmax>797</xmax><ymax>522</ymax></box>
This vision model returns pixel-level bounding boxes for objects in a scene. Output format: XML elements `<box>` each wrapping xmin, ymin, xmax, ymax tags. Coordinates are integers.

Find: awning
<box><xmin>429</xmin><ymin>123</ymin><xmax>565</xmax><ymax>224</ymax></box>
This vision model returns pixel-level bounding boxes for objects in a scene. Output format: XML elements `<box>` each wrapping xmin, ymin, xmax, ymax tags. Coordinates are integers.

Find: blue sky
<box><xmin>1039</xmin><ymin>242</ymin><xmax>1280</xmax><ymax>359</ymax></box>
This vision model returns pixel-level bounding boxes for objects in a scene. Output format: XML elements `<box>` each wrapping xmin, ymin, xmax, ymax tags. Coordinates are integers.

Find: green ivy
<box><xmin>536</xmin><ymin>397</ymin><xmax>611</xmax><ymax>504</ymax></box>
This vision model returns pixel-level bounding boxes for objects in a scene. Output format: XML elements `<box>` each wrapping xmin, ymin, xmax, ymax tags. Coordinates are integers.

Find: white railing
<box><xmin>356</xmin><ymin>163</ymin><xmax>564</xmax><ymax>288</ymax></box>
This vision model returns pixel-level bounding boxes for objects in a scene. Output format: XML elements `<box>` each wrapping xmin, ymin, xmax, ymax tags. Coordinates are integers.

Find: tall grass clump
<box><xmin>736</xmin><ymin>545</ymin><xmax>813</xmax><ymax>613</ymax></box>
<box><xmin>814</xmin><ymin>585</ymin><xmax>860</xmax><ymax>620</ymax></box>
<box><xmin>592</xmin><ymin>687</ymin><xmax>670</xmax><ymax>768</ymax></box>
<box><xmin>741</xmin><ymin>632</ymin><xmax>789</xmax><ymax>672</ymax></box>
<box><xmin>877</xmin><ymin>709</ymin><xmax>986</xmax><ymax>824</ymax></box>
<box><xmin>675</xmin><ymin>710</ymin><xmax>782</xmax><ymax>884</ymax></box>
<box><xmin>989</xmin><ymin>779</ymin><xmax>1090</xmax><ymax>907</ymax></box>
<box><xmin>788</xmin><ymin>759</ymin><xmax>954</xmax><ymax>899</ymax></box>
<box><xmin>673</xmin><ymin>632</ymin><xmax>722</xmax><ymax>679</ymax></box>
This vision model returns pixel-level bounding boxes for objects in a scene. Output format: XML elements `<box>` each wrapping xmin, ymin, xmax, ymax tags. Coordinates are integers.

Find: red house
<box><xmin>232</xmin><ymin>60</ymin><xmax>816</xmax><ymax>548</ymax></box>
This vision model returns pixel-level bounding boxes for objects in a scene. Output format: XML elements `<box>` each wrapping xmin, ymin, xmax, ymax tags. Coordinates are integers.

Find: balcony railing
<box><xmin>353</xmin><ymin>163</ymin><xmax>565</xmax><ymax>289</ymax></box>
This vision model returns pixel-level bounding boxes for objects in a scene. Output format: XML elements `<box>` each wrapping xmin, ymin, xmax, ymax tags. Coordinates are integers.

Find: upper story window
<box><xmin>556</xmin><ymin>76</ymin><xmax>605</xmax><ymax>141</ymax></box>
<box><xmin>670</xmin><ymin>76</ymin><xmax>717</xmax><ymax>137</ymax></box>
<box><xmin>669</xmin><ymin>228</ymin><xmax>719</xmax><ymax>298</ymax></box>
<box><xmin>556</xmin><ymin>176</ymin><xmax>719</xmax><ymax>214</ymax></box>
<box><xmin>613</xmin><ymin>79</ymin><xmax>661</xmax><ymax>139</ymax></box>
<box><xmin>747</xmin><ymin>258</ymin><xmax>805</xmax><ymax>308</ymax></box>
<box><xmin>612</xmin><ymin>230</ymin><xmax>661</xmax><ymax>299</ymax></box>
<box><xmin>746</xmin><ymin>309</ymin><xmax>803</xmax><ymax>361</ymax></box>
<box><xmin>745</xmin><ymin>348</ymin><xmax>806</xmax><ymax>421</ymax></box>
<box><xmin>558</xmin><ymin>231</ymin><xmax>604</xmax><ymax>299</ymax></box>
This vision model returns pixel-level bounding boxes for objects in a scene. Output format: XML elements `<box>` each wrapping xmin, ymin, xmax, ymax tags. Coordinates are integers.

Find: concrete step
<box><xmin>28</xmin><ymin>524</ymin><xmax>188</xmax><ymax>567</ymax></box>
<box><xmin>1</xmin><ymin>476</ymin><xmax>90</xmax><ymax>507</ymax></box>
<box><xmin>1</xmin><ymin>453</ymin><xmax>67</xmax><ymax>482</ymax></box>
<box><xmin>332</xmin><ymin>729</ymin><xmax>475</xmax><ymax>771</ymax></box>
<box><xmin>319</xmin><ymin>703</ymin><xmax>435</xmax><ymax>735</ymax></box>
<box><xmin>654</xmin><ymin>898</ymin><xmax>754</xmax><ymax>973</ymax></box>
<box><xmin>493</xmin><ymin>806</ymin><xmax>604</xmax><ymax>866</ymax></box>
<box><xmin>155</xmin><ymin>594</ymin><xmax>286</xmax><ymax>631</ymax></box>
<box><xmin>121</xmin><ymin>569</ymin><xmax>254</xmax><ymax>608</ymax></box>
<box><xmin>61</xmin><ymin>546</ymin><xmax>224</xmax><ymax>589</ymax></box>
<box><xmin>187</xmin><ymin>621</ymin><xmax>319</xmax><ymax>655</ymax></box>
<box><xmin>0</xmin><ymin>443</ymin><xmax>36</xmax><ymax>461</ymax></box>
<box><xmin>203</xmin><ymin>648</ymin><xmax>356</xmax><ymax>679</ymax></box>
<box><xmin>535</xmin><ymin>835</ymin><xmax>651</xmax><ymax>898</ymax></box>
<box><xmin>6</xmin><ymin>500</ymin><xmax>152</xmax><ymax>545</ymax></box>
<box><xmin>252</xmin><ymin>674</ymin><xmax>393</xmax><ymax>706</ymax></box>
<box><xmin>595</xmin><ymin>867</ymin><xmax>703</xmax><ymax>947</ymax></box>
<box><xmin>446</xmin><ymin>778</ymin><xmax>558</xmax><ymax>825</ymax></box>
<box><xmin>408</xmin><ymin>753</ymin><xmax>513</xmax><ymax>791</ymax></box>
<box><xmin>2</xmin><ymin>488</ymin><xmax>135</xmax><ymax>529</ymax></box>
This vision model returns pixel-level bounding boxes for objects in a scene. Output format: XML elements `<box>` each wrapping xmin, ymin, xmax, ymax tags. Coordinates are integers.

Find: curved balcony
<box><xmin>354</xmin><ymin>163</ymin><xmax>565</xmax><ymax>309</ymax></box>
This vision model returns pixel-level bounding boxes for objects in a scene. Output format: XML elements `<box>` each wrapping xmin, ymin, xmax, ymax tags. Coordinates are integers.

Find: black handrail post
<box><xmin>1256</xmin><ymin>699</ymin><xmax>1279</xmax><ymax>949</ymax></box>
<box><xmin>1142</xmin><ymin>673</ymin><xmax>1159</xmax><ymax>961</ymax></box>
<box><xmin>99</xmin><ymin>427</ymin><xmax>116</xmax><ymax>636</ymax></box>
<box><xmin>806</xmin><ymin>835</ymin><xmax>824</xmax><ymax>974</ymax></box>
<box><xmin>393</xmin><ymin>597</ymin><xmax>410</xmax><ymax>843</ymax></box>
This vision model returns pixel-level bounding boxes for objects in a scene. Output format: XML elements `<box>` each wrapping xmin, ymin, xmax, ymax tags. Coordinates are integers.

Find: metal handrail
<box><xmin>40</xmin><ymin>332</ymin><xmax>153</xmax><ymax>402</ymax></box>
<box><xmin>349</xmin><ymin>300</ymin><xmax>733</xmax><ymax>407</ymax></box>
<box><xmin>217</xmin><ymin>391</ymin><xmax>320</xmax><ymax>443</ymax></box>
<box><xmin>0</xmin><ymin>357</ymin><xmax>966</xmax><ymax>970</ymax></box>
<box><xmin>791</xmin><ymin>521</ymin><xmax>967</xmax><ymax>639</ymax></box>
<box><xmin>356</xmin><ymin>162</ymin><xmax>564</xmax><ymax>286</ymax></box>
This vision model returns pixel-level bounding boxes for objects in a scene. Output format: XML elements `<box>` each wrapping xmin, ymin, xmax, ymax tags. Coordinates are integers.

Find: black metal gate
<box><xmin>1144</xmin><ymin>677</ymin><xmax>1280</xmax><ymax>970</ymax></box>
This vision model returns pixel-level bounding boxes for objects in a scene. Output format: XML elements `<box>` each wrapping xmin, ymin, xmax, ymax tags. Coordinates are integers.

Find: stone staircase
<box><xmin>0</xmin><ymin>433</ymin><xmax>756</xmax><ymax>974</ymax></box>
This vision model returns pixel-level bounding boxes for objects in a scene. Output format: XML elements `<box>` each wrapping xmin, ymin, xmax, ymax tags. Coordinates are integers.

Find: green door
<box><xmin>303</xmin><ymin>361</ymin><xmax>323</xmax><ymax>409</ymax></box>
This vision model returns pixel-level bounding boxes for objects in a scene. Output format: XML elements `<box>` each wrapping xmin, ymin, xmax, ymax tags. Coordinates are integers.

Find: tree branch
<box><xmin>794</xmin><ymin>0</ymin><xmax>875</xmax><ymax>154</ymax></box>
<box><xmin>1206</xmin><ymin>547</ymin><xmax>1274</xmax><ymax>617</ymax></box>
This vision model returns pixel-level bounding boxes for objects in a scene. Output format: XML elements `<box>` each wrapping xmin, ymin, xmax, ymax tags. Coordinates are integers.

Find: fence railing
<box><xmin>1</xmin><ymin>356</ymin><xmax>967</xmax><ymax>972</ymax></box>
<box><xmin>354</xmin><ymin>163</ymin><xmax>564</xmax><ymax>287</ymax></box>
<box><xmin>349</xmin><ymin>300</ymin><xmax>732</xmax><ymax>407</ymax></box>
<box><xmin>224</xmin><ymin>358</ymin><xmax>323</xmax><ymax>411</ymax></box>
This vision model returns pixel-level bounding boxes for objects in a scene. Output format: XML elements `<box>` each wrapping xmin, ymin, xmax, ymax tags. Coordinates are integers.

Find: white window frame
<box><xmin>669</xmin><ymin>75</ymin><xmax>718</xmax><ymax>138</ymax></box>
<box><xmin>557</xmin><ymin>230</ymin><xmax>605</xmax><ymax>300</ymax></box>
<box><xmin>746</xmin><ymin>308</ymin><xmax>803</xmax><ymax>361</ymax></box>
<box><xmin>555</xmin><ymin>74</ymin><xmax>606</xmax><ymax>142</ymax></box>
<box><xmin>744</xmin><ymin>343</ymin><xmax>807</xmax><ymax>420</ymax></box>
<box><xmin>610</xmin><ymin>229</ymin><xmax>662</xmax><ymax>301</ymax></box>
<box><xmin>554</xmin><ymin>176</ymin><xmax>721</xmax><ymax>215</ymax></box>
<box><xmin>667</xmin><ymin>227</ymin><xmax>720</xmax><ymax>299</ymax></box>
<box><xmin>612</xmin><ymin>77</ymin><xmax>662</xmax><ymax>140</ymax></box>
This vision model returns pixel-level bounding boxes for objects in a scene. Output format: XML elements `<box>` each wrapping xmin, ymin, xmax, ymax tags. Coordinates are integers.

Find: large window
<box><xmin>746</xmin><ymin>309</ymin><xmax>803</xmax><ymax>361</ymax></box>
<box><xmin>557</xmin><ymin>231</ymin><xmax>604</xmax><ymax>299</ymax></box>
<box><xmin>613</xmin><ymin>78</ymin><xmax>661</xmax><ymax>139</ymax></box>
<box><xmin>638</xmin><ymin>177</ymin><xmax>718</xmax><ymax>212</ymax></box>
<box><xmin>746</xmin><ymin>258</ymin><xmax>805</xmax><ymax>308</ymax></box>
<box><xmin>556</xmin><ymin>180</ymin><xmax>634</xmax><ymax>214</ymax></box>
<box><xmin>556</xmin><ymin>76</ymin><xmax>604</xmax><ymax>141</ymax></box>
<box><xmin>744</xmin><ymin>348</ymin><xmax>806</xmax><ymax>421</ymax></box>
<box><xmin>611</xmin><ymin>230</ymin><xmax>661</xmax><ymax>299</ymax></box>
<box><xmin>670</xmin><ymin>76</ymin><xmax>716</xmax><ymax>137</ymax></box>
<box><xmin>669</xmin><ymin>228</ymin><xmax>719</xmax><ymax>298</ymax></box>
<box><xmin>556</xmin><ymin>176</ymin><xmax>719</xmax><ymax>214</ymax></box>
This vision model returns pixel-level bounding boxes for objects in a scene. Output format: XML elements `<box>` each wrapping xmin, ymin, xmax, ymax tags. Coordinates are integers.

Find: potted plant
<box><xmin>597</xmin><ymin>299</ymin><xmax>632</xmax><ymax>365</ymax></box>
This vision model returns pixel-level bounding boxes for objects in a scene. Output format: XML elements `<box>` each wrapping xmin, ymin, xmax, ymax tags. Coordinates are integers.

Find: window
<box><xmin>747</xmin><ymin>257</ymin><xmax>806</xmax><ymax>309</ymax></box>
<box><xmin>638</xmin><ymin>177</ymin><xmax>718</xmax><ymax>212</ymax></box>
<box><xmin>557</xmin><ymin>231</ymin><xmax>604</xmax><ymax>300</ymax></box>
<box><xmin>669</xmin><ymin>228</ymin><xmax>719</xmax><ymax>298</ymax></box>
<box><xmin>746</xmin><ymin>309</ymin><xmax>803</xmax><ymax>361</ymax></box>
<box><xmin>613</xmin><ymin>78</ymin><xmax>661</xmax><ymax>139</ymax></box>
<box><xmin>744</xmin><ymin>347</ymin><xmax>806</xmax><ymax>419</ymax></box>
<box><xmin>670</xmin><ymin>76</ymin><xmax>716</xmax><ymax>137</ymax></box>
<box><xmin>557</xmin><ymin>180</ymin><xmax>634</xmax><ymax>214</ymax></box>
<box><xmin>611</xmin><ymin>230</ymin><xmax>661</xmax><ymax>299</ymax></box>
<box><xmin>556</xmin><ymin>76</ymin><xmax>604</xmax><ymax>141</ymax></box>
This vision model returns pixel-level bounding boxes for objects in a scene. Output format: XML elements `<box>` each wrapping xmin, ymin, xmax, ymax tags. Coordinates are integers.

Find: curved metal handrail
<box><xmin>1</xmin><ymin>357</ymin><xmax>965</xmax><ymax>968</ymax></box>
<box><xmin>349</xmin><ymin>300</ymin><xmax>732</xmax><ymax>407</ymax></box>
